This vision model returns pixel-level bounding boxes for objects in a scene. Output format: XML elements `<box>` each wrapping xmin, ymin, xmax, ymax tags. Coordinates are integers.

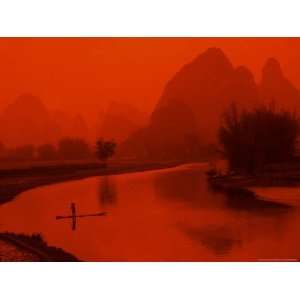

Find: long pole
<box><xmin>71</xmin><ymin>202</ymin><xmax>76</xmax><ymax>230</ymax></box>
<box><xmin>56</xmin><ymin>212</ymin><xmax>107</xmax><ymax>220</ymax></box>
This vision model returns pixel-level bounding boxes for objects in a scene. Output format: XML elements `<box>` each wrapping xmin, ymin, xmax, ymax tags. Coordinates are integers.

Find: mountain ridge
<box><xmin>119</xmin><ymin>48</ymin><xmax>300</xmax><ymax>160</ymax></box>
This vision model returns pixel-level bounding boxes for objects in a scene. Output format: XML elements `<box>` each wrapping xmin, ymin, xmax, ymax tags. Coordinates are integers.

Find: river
<box><xmin>0</xmin><ymin>163</ymin><xmax>299</xmax><ymax>261</ymax></box>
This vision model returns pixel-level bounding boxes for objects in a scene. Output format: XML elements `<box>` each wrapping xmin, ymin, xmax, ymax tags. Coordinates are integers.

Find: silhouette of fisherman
<box><xmin>71</xmin><ymin>202</ymin><xmax>76</xmax><ymax>230</ymax></box>
<box><xmin>56</xmin><ymin>202</ymin><xmax>106</xmax><ymax>231</ymax></box>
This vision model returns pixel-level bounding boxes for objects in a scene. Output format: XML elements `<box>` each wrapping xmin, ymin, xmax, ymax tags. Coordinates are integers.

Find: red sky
<box><xmin>1</xmin><ymin>38</ymin><xmax>300</xmax><ymax>122</ymax></box>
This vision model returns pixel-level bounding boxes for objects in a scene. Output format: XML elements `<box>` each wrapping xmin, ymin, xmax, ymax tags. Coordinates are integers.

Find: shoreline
<box><xmin>0</xmin><ymin>160</ymin><xmax>183</xmax><ymax>261</ymax></box>
<box><xmin>207</xmin><ymin>171</ymin><xmax>300</xmax><ymax>207</ymax></box>
<box><xmin>0</xmin><ymin>232</ymin><xmax>79</xmax><ymax>262</ymax></box>
<box><xmin>0</xmin><ymin>160</ymin><xmax>182</xmax><ymax>205</ymax></box>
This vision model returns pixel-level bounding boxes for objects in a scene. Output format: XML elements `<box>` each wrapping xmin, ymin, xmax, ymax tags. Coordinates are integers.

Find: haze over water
<box><xmin>0</xmin><ymin>163</ymin><xmax>299</xmax><ymax>261</ymax></box>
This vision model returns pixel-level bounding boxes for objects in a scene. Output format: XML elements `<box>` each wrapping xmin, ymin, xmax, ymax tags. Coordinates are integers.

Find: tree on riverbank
<box><xmin>218</xmin><ymin>103</ymin><xmax>299</xmax><ymax>173</ymax></box>
<box><xmin>96</xmin><ymin>139</ymin><xmax>116</xmax><ymax>164</ymax></box>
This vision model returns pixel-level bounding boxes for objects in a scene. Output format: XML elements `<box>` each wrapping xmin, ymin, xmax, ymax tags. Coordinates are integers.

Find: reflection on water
<box><xmin>153</xmin><ymin>168</ymin><xmax>205</xmax><ymax>206</ymax></box>
<box><xmin>98</xmin><ymin>176</ymin><xmax>117</xmax><ymax>208</ymax></box>
<box><xmin>184</xmin><ymin>225</ymin><xmax>242</xmax><ymax>256</ymax></box>
<box><xmin>0</xmin><ymin>163</ymin><xmax>299</xmax><ymax>261</ymax></box>
<box><xmin>208</xmin><ymin>184</ymin><xmax>292</xmax><ymax>214</ymax></box>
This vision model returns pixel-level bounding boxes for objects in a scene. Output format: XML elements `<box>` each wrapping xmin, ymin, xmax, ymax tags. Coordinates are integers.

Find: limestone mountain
<box><xmin>120</xmin><ymin>99</ymin><xmax>202</xmax><ymax>160</ymax></box>
<box><xmin>0</xmin><ymin>94</ymin><xmax>61</xmax><ymax>147</ymax></box>
<box><xmin>119</xmin><ymin>48</ymin><xmax>260</xmax><ymax>160</ymax></box>
<box><xmin>98</xmin><ymin>101</ymin><xmax>147</xmax><ymax>143</ymax></box>
<box><xmin>259</xmin><ymin>57</ymin><xmax>300</xmax><ymax>111</ymax></box>
<box><xmin>0</xmin><ymin>94</ymin><xmax>90</xmax><ymax>147</ymax></box>
<box><xmin>157</xmin><ymin>47</ymin><xmax>260</xmax><ymax>142</ymax></box>
<box><xmin>52</xmin><ymin>111</ymin><xmax>90</xmax><ymax>141</ymax></box>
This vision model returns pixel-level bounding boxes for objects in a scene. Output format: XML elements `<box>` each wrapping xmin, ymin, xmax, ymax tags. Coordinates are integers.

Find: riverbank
<box><xmin>0</xmin><ymin>160</ymin><xmax>183</xmax><ymax>261</ymax></box>
<box><xmin>249</xmin><ymin>186</ymin><xmax>300</xmax><ymax>206</ymax></box>
<box><xmin>207</xmin><ymin>161</ymin><xmax>300</xmax><ymax>206</ymax></box>
<box><xmin>0</xmin><ymin>232</ymin><xmax>79</xmax><ymax>261</ymax></box>
<box><xmin>0</xmin><ymin>160</ymin><xmax>181</xmax><ymax>205</ymax></box>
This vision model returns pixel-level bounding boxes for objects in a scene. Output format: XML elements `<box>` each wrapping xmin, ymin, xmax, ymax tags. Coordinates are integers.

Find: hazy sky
<box><xmin>1</xmin><ymin>38</ymin><xmax>300</xmax><ymax>122</ymax></box>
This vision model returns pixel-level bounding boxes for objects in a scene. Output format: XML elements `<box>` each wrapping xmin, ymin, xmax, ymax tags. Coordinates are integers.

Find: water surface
<box><xmin>0</xmin><ymin>163</ymin><xmax>299</xmax><ymax>261</ymax></box>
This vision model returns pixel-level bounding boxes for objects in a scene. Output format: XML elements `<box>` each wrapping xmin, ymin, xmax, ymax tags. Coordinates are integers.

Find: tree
<box><xmin>219</xmin><ymin>103</ymin><xmax>299</xmax><ymax>173</ymax></box>
<box><xmin>37</xmin><ymin>144</ymin><xmax>57</xmax><ymax>160</ymax></box>
<box><xmin>96</xmin><ymin>139</ymin><xmax>116</xmax><ymax>163</ymax></box>
<box><xmin>58</xmin><ymin>138</ymin><xmax>91</xmax><ymax>160</ymax></box>
<box><xmin>13</xmin><ymin>145</ymin><xmax>35</xmax><ymax>161</ymax></box>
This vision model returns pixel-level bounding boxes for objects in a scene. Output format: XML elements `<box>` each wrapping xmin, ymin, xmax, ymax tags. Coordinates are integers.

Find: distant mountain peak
<box><xmin>193</xmin><ymin>47</ymin><xmax>233</xmax><ymax>69</ymax></box>
<box><xmin>118</xmin><ymin>48</ymin><xmax>300</xmax><ymax>161</ymax></box>
<box><xmin>262</xmin><ymin>57</ymin><xmax>283</xmax><ymax>81</ymax></box>
<box><xmin>235</xmin><ymin>65</ymin><xmax>253</xmax><ymax>77</ymax></box>
<box><xmin>201</xmin><ymin>47</ymin><xmax>227</xmax><ymax>57</ymax></box>
<box><xmin>260</xmin><ymin>57</ymin><xmax>300</xmax><ymax>110</ymax></box>
<box><xmin>10</xmin><ymin>93</ymin><xmax>45</xmax><ymax>108</ymax></box>
<box><xmin>3</xmin><ymin>93</ymin><xmax>48</xmax><ymax>118</ymax></box>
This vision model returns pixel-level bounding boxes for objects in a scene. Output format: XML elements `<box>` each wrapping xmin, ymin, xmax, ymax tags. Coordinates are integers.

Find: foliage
<box><xmin>95</xmin><ymin>139</ymin><xmax>116</xmax><ymax>161</ymax></box>
<box><xmin>219</xmin><ymin>103</ymin><xmax>299</xmax><ymax>173</ymax></box>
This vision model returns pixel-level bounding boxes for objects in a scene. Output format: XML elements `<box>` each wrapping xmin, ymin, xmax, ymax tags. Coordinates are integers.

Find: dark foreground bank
<box><xmin>0</xmin><ymin>232</ymin><xmax>79</xmax><ymax>262</ymax></box>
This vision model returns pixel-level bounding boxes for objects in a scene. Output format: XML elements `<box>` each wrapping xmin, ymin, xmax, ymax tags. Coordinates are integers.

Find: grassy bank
<box><xmin>0</xmin><ymin>160</ymin><xmax>181</xmax><ymax>204</ymax></box>
<box><xmin>0</xmin><ymin>232</ymin><xmax>79</xmax><ymax>262</ymax></box>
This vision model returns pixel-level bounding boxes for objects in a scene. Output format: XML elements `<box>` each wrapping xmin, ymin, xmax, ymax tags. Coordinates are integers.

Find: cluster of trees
<box><xmin>0</xmin><ymin>138</ymin><xmax>117</xmax><ymax>162</ymax></box>
<box><xmin>218</xmin><ymin>103</ymin><xmax>299</xmax><ymax>173</ymax></box>
<box><xmin>0</xmin><ymin>143</ymin><xmax>36</xmax><ymax>161</ymax></box>
<box><xmin>96</xmin><ymin>139</ymin><xmax>116</xmax><ymax>162</ymax></box>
